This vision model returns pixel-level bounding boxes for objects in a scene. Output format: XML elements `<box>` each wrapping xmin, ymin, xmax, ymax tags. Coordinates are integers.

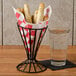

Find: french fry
<box><xmin>34</xmin><ymin>10</ymin><xmax>38</xmax><ymax>23</ymax></box>
<box><xmin>24</xmin><ymin>4</ymin><xmax>32</xmax><ymax>23</ymax></box>
<box><xmin>36</xmin><ymin>3</ymin><xmax>45</xmax><ymax>23</ymax></box>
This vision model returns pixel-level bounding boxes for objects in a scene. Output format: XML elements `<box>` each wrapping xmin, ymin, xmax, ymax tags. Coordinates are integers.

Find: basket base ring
<box><xmin>16</xmin><ymin>59</ymin><xmax>47</xmax><ymax>73</ymax></box>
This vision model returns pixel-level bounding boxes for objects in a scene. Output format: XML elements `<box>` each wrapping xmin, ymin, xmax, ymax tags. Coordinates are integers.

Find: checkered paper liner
<box><xmin>13</xmin><ymin>5</ymin><xmax>52</xmax><ymax>52</ymax></box>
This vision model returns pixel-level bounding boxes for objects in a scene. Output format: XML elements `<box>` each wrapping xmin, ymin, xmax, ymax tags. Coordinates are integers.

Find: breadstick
<box><xmin>36</xmin><ymin>3</ymin><xmax>45</xmax><ymax>23</ymax></box>
<box><xmin>16</xmin><ymin>8</ymin><xmax>21</xmax><ymax>12</ymax></box>
<box><xmin>20</xmin><ymin>8</ymin><xmax>24</xmax><ymax>14</ymax></box>
<box><xmin>32</xmin><ymin>15</ymin><xmax>34</xmax><ymax>23</ymax></box>
<box><xmin>34</xmin><ymin>10</ymin><xmax>38</xmax><ymax>23</ymax></box>
<box><xmin>24</xmin><ymin>4</ymin><xmax>32</xmax><ymax>23</ymax></box>
<box><xmin>43</xmin><ymin>15</ymin><xmax>48</xmax><ymax>21</ymax></box>
<box><xmin>16</xmin><ymin>8</ymin><xmax>24</xmax><ymax>15</ymax></box>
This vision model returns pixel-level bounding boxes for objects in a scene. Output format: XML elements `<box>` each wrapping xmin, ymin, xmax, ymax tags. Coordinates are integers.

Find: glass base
<box><xmin>51</xmin><ymin>60</ymin><xmax>66</xmax><ymax>66</ymax></box>
<box><xmin>16</xmin><ymin>59</ymin><xmax>47</xmax><ymax>73</ymax></box>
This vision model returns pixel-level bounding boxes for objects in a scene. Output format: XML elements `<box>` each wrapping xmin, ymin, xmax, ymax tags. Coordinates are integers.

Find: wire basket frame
<box><xmin>16</xmin><ymin>24</ymin><xmax>48</xmax><ymax>73</ymax></box>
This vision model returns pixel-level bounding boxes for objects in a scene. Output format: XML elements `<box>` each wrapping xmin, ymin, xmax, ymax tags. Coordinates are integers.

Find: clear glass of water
<box><xmin>49</xmin><ymin>28</ymin><xmax>70</xmax><ymax>66</ymax></box>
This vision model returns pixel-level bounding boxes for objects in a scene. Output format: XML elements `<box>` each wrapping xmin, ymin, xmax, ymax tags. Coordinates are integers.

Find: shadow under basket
<box><xmin>16</xmin><ymin>24</ymin><xmax>48</xmax><ymax>73</ymax></box>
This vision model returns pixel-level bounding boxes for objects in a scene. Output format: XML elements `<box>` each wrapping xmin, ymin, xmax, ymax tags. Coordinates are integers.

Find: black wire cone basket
<box><xmin>16</xmin><ymin>23</ymin><xmax>48</xmax><ymax>73</ymax></box>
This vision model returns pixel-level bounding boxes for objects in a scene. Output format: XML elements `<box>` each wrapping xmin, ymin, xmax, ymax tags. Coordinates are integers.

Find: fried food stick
<box><xmin>24</xmin><ymin>4</ymin><xmax>32</xmax><ymax>23</ymax></box>
<box><xmin>31</xmin><ymin>15</ymin><xmax>34</xmax><ymax>23</ymax></box>
<box><xmin>34</xmin><ymin>10</ymin><xmax>38</xmax><ymax>23</ymax></box>
<box><xmin>16</xmin><ymin>8</ymin><xmax>24</xmax><ymax>15</ymax></box>
<box><xmin>43</xmin><ymin>15</ymin><xmax>48</xmax><ymax>21</ymax></box>
<box><xmin>36</xmin><ymin>3</ymin><xmax>45</xmax><ymax>23</ymax></box>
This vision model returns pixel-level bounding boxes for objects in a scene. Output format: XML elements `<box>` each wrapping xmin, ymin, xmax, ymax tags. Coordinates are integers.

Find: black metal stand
<box><xmin>16</xmin><ymin>24</ymin><xmax>48</xmax><ymax>73</ymax></box>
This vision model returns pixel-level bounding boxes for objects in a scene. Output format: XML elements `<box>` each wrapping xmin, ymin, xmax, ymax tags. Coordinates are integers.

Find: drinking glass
<box><xmin>49</xmin><ymin>28</ymin><xmax>70</xmax><ymax>66</ymax></box>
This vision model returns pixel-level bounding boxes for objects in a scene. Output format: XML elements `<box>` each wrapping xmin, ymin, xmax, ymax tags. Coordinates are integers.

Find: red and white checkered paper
<box><xmin>13</xmin><ymin>5</ymin><xmax>52</xmax><ymax>52</ymax></box>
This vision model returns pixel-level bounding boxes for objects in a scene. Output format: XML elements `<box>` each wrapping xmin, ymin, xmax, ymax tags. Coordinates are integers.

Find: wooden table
<box><xmin>0</xmin><ymin>45</ymin><xmax>76</xmax><ymax>76</ymax></box>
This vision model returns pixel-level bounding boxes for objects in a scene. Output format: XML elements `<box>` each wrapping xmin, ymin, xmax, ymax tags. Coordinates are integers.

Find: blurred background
<box><xmin>0</xmin><ymin>0</ymin><xmax>76</xmax><ymax>45</ymax></box>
